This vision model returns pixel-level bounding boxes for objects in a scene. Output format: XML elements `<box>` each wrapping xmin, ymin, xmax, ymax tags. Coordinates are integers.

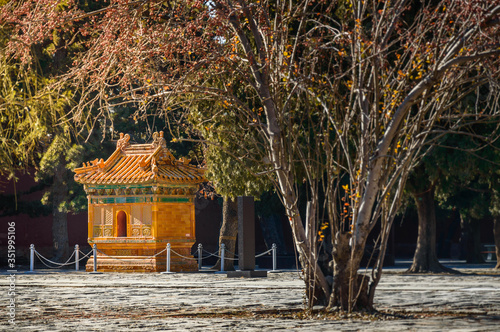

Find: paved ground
<box><xmin>1</xmin><ymin>261</ymin><xmax>500</xmax><ymax>331</ymax></box>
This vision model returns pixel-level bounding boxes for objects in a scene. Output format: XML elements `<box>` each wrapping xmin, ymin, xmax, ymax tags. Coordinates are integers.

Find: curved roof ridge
<box><xmin>73</xmin><ymin>132</ymin><xmax>206</xmax><ymax>186</ymax></box>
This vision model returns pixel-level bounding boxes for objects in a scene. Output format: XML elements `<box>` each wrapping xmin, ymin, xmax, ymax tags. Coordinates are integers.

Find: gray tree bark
<box><xmin>407</xmin><ymin>188</ymin><xmax>455</xmax><ymax>273</ymax></box>
<box><xmin>212</xmin><ymin>197</ymin><xmax>238</xmax><ymax>271</ymax></box>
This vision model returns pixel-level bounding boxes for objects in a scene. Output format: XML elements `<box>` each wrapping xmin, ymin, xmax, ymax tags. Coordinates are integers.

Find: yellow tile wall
<box><xmin>155</xmin><ymin>203</ymin><xmax>195</xmax><ymax>239</ymax></box>
<box><xmin>88</xmin><ymin>201</ymin><xmax>196</xmax><ymax>242</ymax></box>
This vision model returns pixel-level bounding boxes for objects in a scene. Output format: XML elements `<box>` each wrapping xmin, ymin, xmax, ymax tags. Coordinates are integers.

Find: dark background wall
<box><xmin>0</xmin><ymin>174</ymin><xmax>496</xmax><ymax>269</ymax></box>
<box><xmin>0</xmin><ymin>173</ymin><xmax>88</xmax><ymax>267</ymax></box>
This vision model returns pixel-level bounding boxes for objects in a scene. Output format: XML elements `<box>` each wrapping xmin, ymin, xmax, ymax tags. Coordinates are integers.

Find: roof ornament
<box><xmin>152</xmin><ymin>131</ymin><xmax>167</xmax><ymax>149</ymax></box>
<box><xmin>179</xmin><ymin>157</ymin><xmax>191</xmax><ymax>166</ymax></box>
<box><xmin>152</xmin><ymin>131</ymin><xmax>176</xmax><ymax>164</ymax></box>
<box><xmin>151</xmin><ymin>157</ymin><xmax>159</xmax><ymax>178</ymax></box>
<box><xmin>117</xmin><ymin>133</ymin><xmax>131</xmax><ymax>151</ymax></box>
<box><xmin>73</xmin><ymin>130</ymin><xmax>206</xmax><ymax>184</ymax></box>
<box><xmin>90</xmin><ymin>158</ymin><xmax>105</xmax><ymax>168</ymax></box>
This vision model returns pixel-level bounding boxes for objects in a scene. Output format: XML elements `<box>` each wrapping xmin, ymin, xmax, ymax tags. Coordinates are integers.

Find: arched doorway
<box><xmin>117</xmin><ymin>210</ymin><xmax>127</xmax><ymax>237</ymax></box>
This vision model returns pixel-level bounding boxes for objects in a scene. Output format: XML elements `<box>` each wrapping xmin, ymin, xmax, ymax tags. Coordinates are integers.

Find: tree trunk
<box><xmin>51</xmin><ymin>160</ymin><xmax>69</xmax><ymax>262</ymax></box>
<box><xmin>330</xmin><ymin>232</ymin><xmax>371</xmax><ymax>311</ymax></box>
<box><xmin>407</xmin><ymin>188</ymin><xmax>455</xmax><ymax>273</ymax></box>
<box><xmin>229</xmin><ymin>10</ymin><xmax>333</xmax><ymax>308</ymax></box>
<box><xmin>460</xmin><ymin>215</ymin><xmax>485</xmax><ymax>264</ymax></box>
<box><xmin>493</xmin><ymin>216</ymin><xmax>500</xmax><ymax>269</ymax></box>
<box><xmin>211</xmin><ymin>197</ymin><xmax>238</xmax><ymax>271</ymax></box>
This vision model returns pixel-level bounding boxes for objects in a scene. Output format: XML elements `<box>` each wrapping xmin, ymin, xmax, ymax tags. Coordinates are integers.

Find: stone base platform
<box><xmin>85</xmin><ymin>254</ymin><xmax>198</xmax><ymax>273</ymax></box>
<box><xmin>87</xmin><ymin>241</ymin><xmax>198</xmax><ymax>272</ymax></box>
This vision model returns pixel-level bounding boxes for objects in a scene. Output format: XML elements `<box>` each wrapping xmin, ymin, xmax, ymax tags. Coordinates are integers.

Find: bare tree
<box><xmin>3</xmin><ymin>0</ymin><xmax>499</xmax><ymax>311</ymax></box>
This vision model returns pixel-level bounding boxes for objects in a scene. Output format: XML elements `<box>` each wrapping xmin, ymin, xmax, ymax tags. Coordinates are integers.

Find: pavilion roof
<box><xmin>74</xmin><ymin>132</ymin><xmax>205</xmax><ymax>186</ymax></box>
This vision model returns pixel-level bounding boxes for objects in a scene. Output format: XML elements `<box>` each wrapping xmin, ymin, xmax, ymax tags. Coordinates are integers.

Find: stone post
<box><xmin>227</xmin><ymin>196</ymin><xmax>267</xmax><ymax>278</ymax></box>
<box><xmin>238</xmin><ymin>196</ymin><xmax>255</xmax><ymax>270</ymax></box>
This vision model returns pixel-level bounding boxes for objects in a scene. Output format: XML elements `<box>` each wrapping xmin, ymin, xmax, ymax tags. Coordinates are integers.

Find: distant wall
<box><xmin>0</xmin><ymin>212</ymin><xmax>89</xmax><ymax>267</ymax></box>
<box><xmin>3</xmin><ymin>172</ymin><xmax>495</xmax><ymax>269</ymax></box>
<box><xmin>0</xmin><ymin>172</ymin><xmax>88</xmax><ymax>268</ymax></box>
<box><xmin>193</xmin><ymin>197</ymin><xmax>222</xmax><ymax>254</ymax></box>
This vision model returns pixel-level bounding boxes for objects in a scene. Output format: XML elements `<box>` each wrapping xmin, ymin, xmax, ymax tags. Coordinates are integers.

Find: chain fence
<box><xmin>28</xmin><ymin>244</ymin><xmax>93</xmax><ymax>272</ymax></box>
<box><xmin>28</xmin><ymin>242</ymin><xmax>280</xmax><ymax>273</ymax></box>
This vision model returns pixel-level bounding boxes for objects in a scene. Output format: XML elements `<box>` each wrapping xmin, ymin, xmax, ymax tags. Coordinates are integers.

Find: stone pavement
<box><xmin>1</xmin><ymin>262</ymin><xmax>500</xmax><ymax>331</ymax></box>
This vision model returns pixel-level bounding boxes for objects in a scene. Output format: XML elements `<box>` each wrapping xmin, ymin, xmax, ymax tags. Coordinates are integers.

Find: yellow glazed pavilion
<box><xmin>73</xmin><ymin>132</ymin><xmax>205</xmax><ymax>272</ymax></box>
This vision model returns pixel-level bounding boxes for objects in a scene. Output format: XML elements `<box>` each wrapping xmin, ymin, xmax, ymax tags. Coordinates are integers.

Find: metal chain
<box><xmin>223</xmin><ymin>249</ymin><xmax>238</xmax><ymax>257</ymax></box>
<box><xmin>200</xmin><ymin>249</ymin><xmax>236</xmax><ymax>260</ymax></box>
<box><xmin>197</xmin><ymin>248</ymin><xmax>274</xmax><ymax>260</ymax></box>
<box><xmin>169</xmin><ymin>248</ymin><xmax>197</xmax><ymax>261</ymax></box>
<box><xmin>151</xmin><ymin>247</ymin><xmax>167</xmax><ymax>257</ymax></box>
<box><xmin>32</xmin><ymin>245</ymin><xmax>275</xmax><ymax>269</ymax></box>
<box><xmin>255</xmin><ymin>248</ymin><xmax>273</xmax><ymax>258</ymax></box>
<box><xmin>78</xmin><ymin>249</ymin><xmax>93</xmax><ymax>259</ymax></box>
<box><xmin>35</xmin><ymin>250</ymin><xmax>75</xmax><ymax>266</ymax></box>
<box><xmin>35</xmin><ymin>252</ymin><xmax>64</xmax><ymax>269</ymax></box>
<box><xmin>34</xmin><ymin>250</ymin><xmax>76</xmax><ymax>268</ymax></box>
<box><xmin>201</xmin><ymin>249</ymin><xmax>219</xmax><ymax>258</ymax></box>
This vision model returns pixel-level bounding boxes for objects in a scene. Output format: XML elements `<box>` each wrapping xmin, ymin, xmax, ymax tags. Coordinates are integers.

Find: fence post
<box><xmin>220</xmin><ymin>243</ymin><xmax>225</xmax><ymax>272</ymax></box>
<box><xmin>75</xmin><ymin>244</ymin><xmax>79</xmax><ymax>271</ymax></box>
<box><xmin>198</xmin><ymin>243</ymin><xmax>203</xmax><ymax>270</ymax></box>
<box><xmin>30</xmin><ymin>244</ymin><xmax>35</xmax><ymax>272</ymax></box>
<box><xmin>269</xmin><ymin>243</ymin><xmax>281</xmax><ymax>273</ymax></box>
<box><xmin>88</xmin><ymin>243</ymin><xmax>102</xmax><ymax>274</ymax></box>
<box><xmin>93</xmin><ymin>244</ymin><xmax>97</xmax><ymax>272</ymax></box>
<box><xmin>161</xmin><ymin>243</ymin><xmax>174</xmax><ymax>274</ymax></box>
<box><xmin>167</xmin><ymin>243</ymin><xmax>171</xmax><ymax>272</ymax></box>
<box><xmin>272</xmin><ymin>243</ymin><xmax>277</xmax><ymax>271</ymax></box>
